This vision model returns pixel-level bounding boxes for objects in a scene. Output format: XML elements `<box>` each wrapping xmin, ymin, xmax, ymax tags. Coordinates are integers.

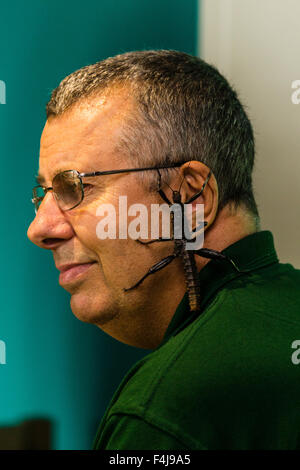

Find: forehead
<box><xmin>38</xmin><ymin>89</ymin><xmax>134</xmax><ymax>182</ymax></box>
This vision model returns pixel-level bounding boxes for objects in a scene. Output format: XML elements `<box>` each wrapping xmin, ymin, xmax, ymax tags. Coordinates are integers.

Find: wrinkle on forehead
<box><xmin>41</xmin><ymin>88</ymin><xmax>134</xmax><ymax>147</ymax></box>
<box><xmin>39</xmin><ymin>87</ymin><xmax>135</xmax><ymax>181</ymax></box>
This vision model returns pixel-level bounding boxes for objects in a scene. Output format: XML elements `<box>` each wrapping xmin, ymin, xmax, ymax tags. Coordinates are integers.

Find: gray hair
<box><xmin>46</xmin><ymin>50</ymin><xmax>260</xmax><ymax>225</ymax></box>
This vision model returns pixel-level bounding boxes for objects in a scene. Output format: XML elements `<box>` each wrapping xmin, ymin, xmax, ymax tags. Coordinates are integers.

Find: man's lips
<box><xmin>57</xmin><ymin>262</ymin><xmax>97</xmax><ymax>285</ymax></box>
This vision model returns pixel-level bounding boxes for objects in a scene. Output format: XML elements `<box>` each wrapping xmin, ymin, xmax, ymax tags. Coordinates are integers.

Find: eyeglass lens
<box><xmin>33</xmin><ymin>170</ymin><xmax>83</xmax><ymax>212</ymax></box>
<box><xmin>52</xmin><ymin>170</ymin><xmax>83</xmax><ymax>210</ymax></box>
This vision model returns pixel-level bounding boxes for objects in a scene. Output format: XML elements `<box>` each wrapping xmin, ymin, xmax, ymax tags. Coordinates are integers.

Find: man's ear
<box><xmin>179</xmin><ymin>161</ymin><xmax>219</xmax><ymax>229</ymax></box>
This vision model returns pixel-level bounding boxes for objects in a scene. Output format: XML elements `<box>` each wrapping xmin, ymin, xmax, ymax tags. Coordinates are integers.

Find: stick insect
<box><xmin>124</xmin><ymin>165</ymin><xmax>245</xmax><ymax>313</ymax></box>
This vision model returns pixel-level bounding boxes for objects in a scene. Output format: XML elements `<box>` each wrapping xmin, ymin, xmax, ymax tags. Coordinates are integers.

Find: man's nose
<box><xmin>27</xmin><ymin>191</ymin><xmax>75</xmax><ymax>249</ymax></box>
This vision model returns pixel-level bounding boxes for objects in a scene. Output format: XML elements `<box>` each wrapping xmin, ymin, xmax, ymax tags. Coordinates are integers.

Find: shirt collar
<box><xmin>159</xmin><ymin>230</ymin><xmax>279</xmax><ymax>347</ymax></box>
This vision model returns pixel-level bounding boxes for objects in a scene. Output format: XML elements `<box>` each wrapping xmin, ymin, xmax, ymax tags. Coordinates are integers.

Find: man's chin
<box><xmin>70</xmin><ymin>291</ymin><xmax>118</xmax><ymax>326</ymax></box>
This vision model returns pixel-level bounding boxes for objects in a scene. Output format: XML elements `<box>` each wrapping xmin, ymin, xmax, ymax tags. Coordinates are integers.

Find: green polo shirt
<box><xmin>92</xmin><ymin>230</ymin><xmax>300</xmax><ymax>450</ymax></box>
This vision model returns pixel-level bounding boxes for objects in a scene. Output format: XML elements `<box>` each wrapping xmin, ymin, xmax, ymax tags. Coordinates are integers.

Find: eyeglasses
<box><xmin>31</xmin><ymin>163</ymin><xmax>186</xmax><ymax>214</ymax></box>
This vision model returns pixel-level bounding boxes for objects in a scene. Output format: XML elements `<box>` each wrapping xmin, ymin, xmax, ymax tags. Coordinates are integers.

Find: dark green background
<box><xmin>0</xmin><ymin>0</ymin><xmax>198</xmax><ymax>449</ymax></box>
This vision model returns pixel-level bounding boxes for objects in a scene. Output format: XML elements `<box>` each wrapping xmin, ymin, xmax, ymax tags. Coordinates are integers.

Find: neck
<box><xmin>195</xmin><ymin>203</ymin><xmax>259</xmax><ymax>272</ymax></box>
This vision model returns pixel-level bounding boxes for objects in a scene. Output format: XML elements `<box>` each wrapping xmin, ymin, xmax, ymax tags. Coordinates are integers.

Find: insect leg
<box><xmin>136</xmin><ymin>237</ymin><xmax>173</xmax><ymax>245</ymax></box>
<box><xmin>194</xmin><ymin>247</ymin><xmax>247</xmax><ymax>273</ymax></box>
<box><xmin>185</xmin><ymin>220</ymin><xmax>208</xmax><ymax>241</ymax></box>
<box><xmin>124</xmin><ymin>253</ymin><xmax>177</xmax><ymax>291</ymax></box>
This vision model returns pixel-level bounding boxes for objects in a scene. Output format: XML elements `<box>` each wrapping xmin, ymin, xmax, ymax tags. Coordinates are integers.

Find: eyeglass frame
<box><xmin>31</xmin><ymin>162</ymin><xmax>190</xmax><ymax>214</ymax></box>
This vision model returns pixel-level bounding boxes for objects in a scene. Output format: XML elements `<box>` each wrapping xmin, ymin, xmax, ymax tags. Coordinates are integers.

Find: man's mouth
<box><xmin>58</xmin><ymin>262</ymin><xmax>97</xmax><ymax>285</ymax></box>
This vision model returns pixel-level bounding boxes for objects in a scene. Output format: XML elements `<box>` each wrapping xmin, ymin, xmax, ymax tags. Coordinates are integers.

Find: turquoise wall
<box><xmin>0</xmin><ymin>0</ymin><xmax>198</xmax><ymax>449</ymax></box>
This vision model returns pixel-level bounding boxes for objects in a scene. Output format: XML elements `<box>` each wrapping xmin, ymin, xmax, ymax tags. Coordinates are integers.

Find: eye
<box><xmin>83</xmin><ymin>183</ymin><xmax>93</xmax><ymax>190</ymax></box>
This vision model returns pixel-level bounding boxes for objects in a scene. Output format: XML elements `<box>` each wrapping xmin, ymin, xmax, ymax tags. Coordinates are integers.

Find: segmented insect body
<box><xmin>176</xmin><ymin>238</ymin><xmax>201</xmax><ymax>312</ymax></box>
<box><xmin>171</xmin><ymin>192</ymin><xmax>201</xmax><ymax>313</ymax></box>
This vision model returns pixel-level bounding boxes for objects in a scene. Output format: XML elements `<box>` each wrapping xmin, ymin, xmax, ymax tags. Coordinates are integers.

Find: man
<box><xmin>27</xmin><ymin>50</ymin><xmax>300</xmax><ymax>450</ymax></box>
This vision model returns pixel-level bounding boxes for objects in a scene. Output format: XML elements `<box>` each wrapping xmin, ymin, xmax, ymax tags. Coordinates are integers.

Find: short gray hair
<box><xmin>46</xmin><ymin>50</ymin><xmax>260</xmax><ymax>224</ymax></box>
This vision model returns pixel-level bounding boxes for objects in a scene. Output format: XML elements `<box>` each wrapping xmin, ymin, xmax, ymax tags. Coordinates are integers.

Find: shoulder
<box><xmin>227</xmin><ymin>261</ymin><xmax>300</xmax><ymax>325</ymax></box>
<box><xmin>103</xmin><ymin>262</ymin><xmax>300</xmax><ymax>449</ymax></box>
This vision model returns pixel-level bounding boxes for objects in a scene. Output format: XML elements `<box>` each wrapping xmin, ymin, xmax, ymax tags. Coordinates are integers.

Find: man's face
<box><xmin>27</xmin><ymin>89</ymin><xmax>186</xmax><ymax>348</ymax></box>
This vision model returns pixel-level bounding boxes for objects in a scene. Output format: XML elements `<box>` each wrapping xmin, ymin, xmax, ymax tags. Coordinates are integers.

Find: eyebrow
<box><xmin>35</xmin><ymin>168</ymin><xmax>69</xmax><ymax>186</ymax></box>
<box><xmin>35</xmin><ymin>173</ymin><xmax>45</xmax><ymax>185</ymax></box>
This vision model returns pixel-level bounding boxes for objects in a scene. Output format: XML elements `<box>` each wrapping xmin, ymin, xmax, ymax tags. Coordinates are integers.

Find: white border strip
<box><xmin>199</xmin><ymin>0</ymin><xmax>233</xmax><ymax>79</ymax></box>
